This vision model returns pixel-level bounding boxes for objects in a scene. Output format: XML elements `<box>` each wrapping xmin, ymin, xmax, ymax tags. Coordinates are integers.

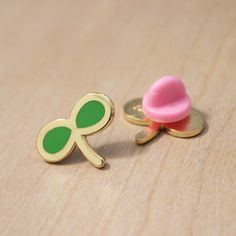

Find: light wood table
<box><xmin>0</xmin><ymin>0</ymin><xmax>235</xmax><ymax>235</ymax></box>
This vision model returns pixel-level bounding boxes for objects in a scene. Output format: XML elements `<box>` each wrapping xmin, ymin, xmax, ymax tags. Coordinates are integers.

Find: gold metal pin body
<box><xmin>37</xmin><ymin>93</ymin><xmax>115</xmax><ymax>168</ymax></box>
<box><xmin>123</xmin><ymin>98</ymin><xmax>204</xmax><ymax>144</ymax></box>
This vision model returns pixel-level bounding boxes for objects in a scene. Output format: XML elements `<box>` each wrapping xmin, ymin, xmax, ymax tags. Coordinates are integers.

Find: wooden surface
<box><xmin>0</xmin><ymin>0</ymin><xmax>235</xmax><ymax>235</ymax></box>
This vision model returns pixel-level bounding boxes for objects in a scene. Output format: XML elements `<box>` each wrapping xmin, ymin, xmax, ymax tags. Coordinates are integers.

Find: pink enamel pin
<box><xmin>123</xmin><ymin>76</ymin><xmax>205</xmax><ymax>144</ymax></box>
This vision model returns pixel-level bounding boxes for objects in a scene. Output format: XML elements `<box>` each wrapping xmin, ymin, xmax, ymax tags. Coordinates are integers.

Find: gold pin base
<box><xmin>123</xmin><ymin>98</ymin><xmax>205</xmax><ymax>144</ymax></box>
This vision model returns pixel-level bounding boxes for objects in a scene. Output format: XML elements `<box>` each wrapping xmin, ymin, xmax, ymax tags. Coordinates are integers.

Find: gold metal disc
<box><xmin>164</xmin><ymin>109</ymin><xmax>205</xmax><ymax>138</ymax></box>
<box><xmin>123</xmin><ymin>98</ymin><xmax>150</xmax><ymax>126</ymax></box>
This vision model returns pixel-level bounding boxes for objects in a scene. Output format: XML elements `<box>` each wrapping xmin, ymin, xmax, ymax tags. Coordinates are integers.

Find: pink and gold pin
<box><xmin>123</xmin><ymin>76</ymin><xmax>205</xmax><ymax>144</ymax></box>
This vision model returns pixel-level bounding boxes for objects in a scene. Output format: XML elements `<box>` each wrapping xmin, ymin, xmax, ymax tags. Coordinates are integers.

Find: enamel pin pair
<box><xmin>37</xmin><ymin>76</ymin><xmax>205</xmax><ymax>168</ymax></box>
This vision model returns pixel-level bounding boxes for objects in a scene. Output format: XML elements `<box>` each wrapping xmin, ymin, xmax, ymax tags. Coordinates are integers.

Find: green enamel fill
<box><xmin>76</xmin><ymin>100</ymin><xmax>105</xmax><ymax>128</ymax></box>
<box><xmin>43</xmin><ymin>127</ymin><xmax>72</xmax><ymax>154</ymax></box>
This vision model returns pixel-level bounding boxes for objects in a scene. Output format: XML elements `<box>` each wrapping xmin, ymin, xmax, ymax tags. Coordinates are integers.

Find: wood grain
<box><xmin>0</xmin><ymin>0</ymin><xmax>235</xmax><ymax>235</ymax></box>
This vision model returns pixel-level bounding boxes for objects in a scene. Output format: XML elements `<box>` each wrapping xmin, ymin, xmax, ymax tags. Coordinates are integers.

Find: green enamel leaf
<box><xmin>76</xmin><ymin>100</ymin><xmax>105</xmax><ymax>128</ymax></box>
<box><xmin>43</xmin><ymin>127</ymin><xmax>72</xmax><ymax>154</ymax></box>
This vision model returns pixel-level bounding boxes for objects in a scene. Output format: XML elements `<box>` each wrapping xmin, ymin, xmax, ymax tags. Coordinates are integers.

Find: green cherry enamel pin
<box><xmin>37</xmin><ymin>93</ymin><xmax>114</xmax><ymax>168</ymax></box>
